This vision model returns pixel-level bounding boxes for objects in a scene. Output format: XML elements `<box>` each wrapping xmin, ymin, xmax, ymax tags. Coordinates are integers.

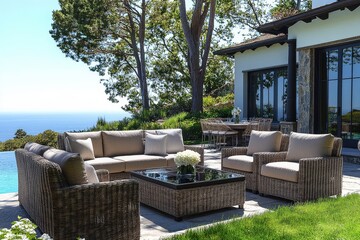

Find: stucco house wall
<box><xmin>233</xmin><ymin>43</ymin><xmax>289</xmax><ymax>119</ymax></box>
<box><xmin>234</xmin><ymin>44</ymin><xmax>288</xmax><ymax>119</ymax></box>
<box><xmin>288</xmin><ymin>7</ymin><xmax>360</xmax><ymax>49</ymax></box>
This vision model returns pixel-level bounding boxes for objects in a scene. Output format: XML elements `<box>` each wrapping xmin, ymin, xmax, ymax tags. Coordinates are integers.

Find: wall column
<box><xmin>297</xmin><ymin>48</ymin><xmax>315</xmax><ymax>133</ymax></box>
<box><xmin>280</xmin><ymin>39</ymin><xmax>298</xmax><ymax>133</ymax></box>
<box><xmin>286</xmin><ymin>39</ymin><xmax>297</xmax><ymax>122</ymax></box>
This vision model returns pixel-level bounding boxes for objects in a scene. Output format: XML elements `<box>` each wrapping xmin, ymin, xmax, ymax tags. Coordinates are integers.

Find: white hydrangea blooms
<box><xmin>174</xmin><ymin>150</ymin><xmax>200</xmax><ymax>166</ymax></box>
<box><xmin>0</xmin><ymin>217</ymin><xmax>54</xmax><ymax>240</ymax></box>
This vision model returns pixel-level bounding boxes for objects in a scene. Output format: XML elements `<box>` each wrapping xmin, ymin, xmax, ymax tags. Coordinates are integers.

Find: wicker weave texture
<box><xmin>220</xmin><ymin>134</ymin><xmax>289</xmax><ymax>192</ymax></box>
<box><xmin>258</xmin><ymin>138</ymin><xmax>343</xmax><ymax>202</ymax></box>
<box><xmin>133</xmin><ymin>177</ymin><xmax>245</xmax><ymax>219</ymax></box>
<box><xmin>16</xmin><ymin>149</ymin><xmax>140</xmax><ymax>240</ymax></box>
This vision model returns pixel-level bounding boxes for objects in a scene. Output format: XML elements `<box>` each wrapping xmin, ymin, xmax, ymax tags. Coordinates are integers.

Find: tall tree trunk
<box><xmin>179</xmin><ymin>0</ymin><xmax>216</xmax><ymax>113</ymax></box>
<box><xmin>125</xmin><ymin>0</ymin><xmax>150</xmax><ymax>110</ymax></box>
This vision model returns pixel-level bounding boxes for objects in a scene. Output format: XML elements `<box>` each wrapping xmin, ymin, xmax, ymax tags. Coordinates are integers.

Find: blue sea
<box><xmin>0</xmin><ymin>112</ymin><xmax>130</xmax><ymax>142</ymax></box>
<box><xmin>0</xmin><ymin>112</ymin><xmax>130</xmax><ymax>194</ymax></box>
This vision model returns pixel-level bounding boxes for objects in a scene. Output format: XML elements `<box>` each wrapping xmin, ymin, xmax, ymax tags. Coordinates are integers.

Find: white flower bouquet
<box><xmin>174</xmin><ymin>150</ymin><xmax>200</xmax><ymax>167</ymax></box>
<box><xmin>231</xmin><ymin>107</ymin><xmax>242</xmax><ymax>123</ymax></box>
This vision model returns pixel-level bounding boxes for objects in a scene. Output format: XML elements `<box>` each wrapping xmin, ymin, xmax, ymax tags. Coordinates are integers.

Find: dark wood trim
<box><xmin>214</xmin><ymin>35</ymin><xmax>287</xmax><ymax>56</ymax></box>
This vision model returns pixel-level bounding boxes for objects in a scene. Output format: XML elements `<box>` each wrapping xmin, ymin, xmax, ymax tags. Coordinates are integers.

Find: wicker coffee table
<box><xmin>131</xmin><ymin>166</ymin><xmax>245</xmax><ymax>220</ymax></box>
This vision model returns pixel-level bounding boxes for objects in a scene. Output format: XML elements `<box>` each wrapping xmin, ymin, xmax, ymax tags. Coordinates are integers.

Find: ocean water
<box><xmin>0</xmin><ymin>112</ymin><xmax>130</xmax><ymax>142</ymax></box>
<box><xmin>0</xmin><ymin>111</ymin><xmax>130</xmax><ymax>194</ymax></box>
<box><xmin>0</xmin><ymin>151</ymin><xmax>17</xmax><ymax>194</ymax></box>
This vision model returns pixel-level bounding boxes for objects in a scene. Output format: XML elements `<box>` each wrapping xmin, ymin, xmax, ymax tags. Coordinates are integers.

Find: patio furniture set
<box><xmin>15</xmin><ymin>128</ymin><xmax>343</xmax><ymax>239</ymax></box>
<box><xmin>200</xmin><ymin>118</ymin><xmax>273</xmax><ymax>148</ymax></box>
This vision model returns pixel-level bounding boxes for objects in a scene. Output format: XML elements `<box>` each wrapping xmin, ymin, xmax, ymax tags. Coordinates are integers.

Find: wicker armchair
<box><xmin>15</xmin><ymin>149</ymin><xmax>140</xmax><ymax>240</ymax></box>
<box><xmin>257</xmin><ymin>136</ymin><xmax>343</xmax><ymax>202</ymax></box>
<box><xmin>221</xmin><ymin>133</ymin><xmax>289</xmax><ymax>192</ymax></box>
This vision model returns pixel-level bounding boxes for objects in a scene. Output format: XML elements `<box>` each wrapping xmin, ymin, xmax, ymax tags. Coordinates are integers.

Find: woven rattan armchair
<box><xmin>257</xmin><ymin>137</ymin><xmax>343</xmax><ymax>202</ymax></box>
<box><xmin>15</xmin><ymin>149</ymin><xmax>140</xmax><ymax>240</ymax></box>
<box><xmin>221</xmin><ymin>133</ymin><xmax>289</xmax><ymax>192</ymax></box>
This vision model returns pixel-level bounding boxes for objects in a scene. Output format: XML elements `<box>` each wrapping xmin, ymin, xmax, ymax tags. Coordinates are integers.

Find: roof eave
<box><xmin>214</xmin><ymin>35</ymin><xmax>288</xmax><ymax>56</ymax></box>
<box><xmin>257</xmin><ymin>0</ymin><xmax>360</xmax><ymax>35</ymax></box>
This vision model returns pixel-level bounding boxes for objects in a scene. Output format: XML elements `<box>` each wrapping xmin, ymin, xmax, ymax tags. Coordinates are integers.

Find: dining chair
<box><xmin>209</xmin><ymin>121</ymin><xmax>238</xmax><ymax>149</ymax></box>
<box><xmin>241</xmin><ymin>120</ymin><xmax>260</xmax><ymax>146</ymax></box>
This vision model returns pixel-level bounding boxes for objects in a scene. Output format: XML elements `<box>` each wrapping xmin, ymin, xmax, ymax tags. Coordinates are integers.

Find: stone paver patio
<box><xmin>1</xmin><ymin>148</ymin><xmax>360</xmax><ymax>239</ymax></box>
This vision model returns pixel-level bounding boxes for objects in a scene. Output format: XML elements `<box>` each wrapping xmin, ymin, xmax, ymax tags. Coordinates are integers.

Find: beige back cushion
<box><xmin>102</xmin><ymin>130</ymin><xmax>144</xmax><ymax>156</ymax></box>
<box><xmin>43</xmin><ymin>148</ymin><xmax>88</xmax><ymax>185</ymax></box>
<box><xmin>65</xmin><ymin>131</ymin><xmax>103</xmax><ymax>157</ymax></box>
<box><xmin>24</xmin><ymin>142</ymin><xmax>51</xmax><ymax>156</ymax></box>
<box><xmin>285</xmin><ymin>132</ymin><xmax>335</xmax><ymax>161</ymax></box>
<box><xmin>144</xmin><ymin>133</ymin><xmax>168</xmax><ymax>156</ymax></box>
<box><xmin>65</xmin><ymin>137</ymin><xmax>95</xmax><ymax>160</ymax></box>
<box><xmin>247</xmin><ymin>131</ymin><xmax>282</xmax><ymax>155</ymax></box>
<box><xmin>156</xmin><ymin>129</ymin><xmax>184</xmax><ymax>153</ymax></box>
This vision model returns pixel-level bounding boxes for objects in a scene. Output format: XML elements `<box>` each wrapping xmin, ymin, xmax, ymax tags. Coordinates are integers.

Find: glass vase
<box><xmin>177</xmin><ymin>164</ymin><xmax>195</xmax><ymax>175</ymax></box>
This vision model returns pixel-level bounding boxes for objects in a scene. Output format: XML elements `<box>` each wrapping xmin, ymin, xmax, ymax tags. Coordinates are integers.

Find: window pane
<box><xmin>342</xmin><ymin>79</ymin><xmax>351</xmax><ymax>139</ymax></box>
<box><xmin>256</xmin><ymin>74</ymin><xmax>261</xmax><ymax>117</ymax></box>
<box><xmin>262</xmin><ymin>72</ymin><xmax>274</xmax><ymax>118</ymax></box>
<box><xmin>328</xmin><ymin>79</ymin><xmax>338</xmax><ymax>135</ymax></box>
<box><xmin>342</xmin><ymin>47</ymin><xmax>352</xmax><ymax>79</ymax></box>
<box><xmin>353</xmin><ymin>46</ymin><xmax>360</xmax><ymax>78</ymax></box>
<box><xmin>277</xmin><ymin>75</ymin><xmax>287</xmax><ymax>121</ymax></box>
<box><xmin>352</xmin><ymin>79</ymin><xmax>360</xmax><ymax>140</ymax></box>
<box><xmin>328</xmin><ymin>50</ymin><xmax>338</xmax><ymax>80</ymax></box>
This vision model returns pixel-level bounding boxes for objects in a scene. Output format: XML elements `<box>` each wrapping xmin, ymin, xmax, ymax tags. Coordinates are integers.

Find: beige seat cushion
<box><xmin>247</xmin><ymin>130</ymin><xmax>282</xmax><ymax>155</ymax></box>
<box><xmin>86</xmin><ymin>157</ymin><xmax>126</xmax><ymax>173</ymax></box>
<box><xmin>144</xmin><ymin>133</ymin><xmax>167</xmax><ymax>156</ymax></box>
<box><xmin>84</xmin><ymin>162</ymin><xmax>99</xmax><ymax>183</ymax></box>
<box><xmin>24</xmin><ymin>142</ymin><xmax>51</xmax><ymax>156</ymax></box>
<box><xmin>222</xmin><ymin>155</ymin><xmax>254</xmax><ymax>172</ymax></box>
<box><xmin>286</xmin><ymin>132</ymin><xmax>334</xmax><ymax>161</ymax></box>
<box><xmin>43</xmin><ymin>148</ymin><xmax>88</xmax><ymax>185</ymax></box>
<box><xmin>114</xmin><ymin>155</ymin><xmax>167</xmax><ymax>171</ymax></box>
<box><xmin>261</xmin><ymin>161</ymin><xmax>299</xmax><ymax>182</ymax></box>
<box><xmin>102</xmin><ymin>130</ymin><xmax>144</xmax><ymax>156</ymax></box>
<box><xmin>65</xmin><ymin>131</ymin><xmax>104</xmax><ymax>157</ymax></box>
<box><xmin>156</xmin><ymin>129</ymin><xmax>185</xmax><ymax>153</ymax></box>
<box><xmin>165</xmin><ymin>153</ymin><xmax>177</xmax><ymax>167</ymax></box>
<box><xmin>66</xmin><ymin>137</ymin><xmax>95</xmax><ymax>160</ymax></box>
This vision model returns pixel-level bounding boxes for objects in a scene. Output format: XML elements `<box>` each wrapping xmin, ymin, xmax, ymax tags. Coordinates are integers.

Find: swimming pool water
<box><xmin>0</xmin><ymin>151</ymin><xmax>17</xmax><ymax>194</ymax></box>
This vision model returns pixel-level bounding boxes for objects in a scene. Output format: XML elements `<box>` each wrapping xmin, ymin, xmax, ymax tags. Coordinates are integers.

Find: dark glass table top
<box><xmin>131</xmin><ymin>166</ymin><xmax>245</xmax><ymax>190</ymax></box>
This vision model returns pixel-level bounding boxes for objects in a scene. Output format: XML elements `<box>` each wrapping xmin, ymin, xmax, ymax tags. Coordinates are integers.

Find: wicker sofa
<box><xmin>57</xmin><ymin>129</ymin><xmax>204</xmax><ymax>180</ymax></box>
<box><xmin>221</xmin><ymin>131</ymin><xmax>289</xmax><ymax>192</ymax></box>
<box><xmin>16</xmin><ymin>143</ymin><xmax>140</xmax><ymax>240</ymax></box>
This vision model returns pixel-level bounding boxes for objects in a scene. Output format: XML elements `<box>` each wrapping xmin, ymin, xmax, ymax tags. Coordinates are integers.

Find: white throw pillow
<box><xmin>84</xmin><ymin>162</ymin><xmax>99</xmax><ymax>183</ymax></box>
<box><xmin>66</xmin><ymin>137</ymin><xmax>95</xmax><ymax>160</ymax></box>
<box><xmin>285</xmin><ymin>132</ymin><xmax>334</xmax><ymax>161</ymax></box>
<box><xmin>247</xmin><ymin>130</ymin><xmax>282</xmax><ymax>155</ymax></box>
<box><xmin>156</xmin><ymin>129</ymin><xmax>184</xmax><ymax>153</ymax></box>
<box><xmin>144</xmin><ymin>133</ymin><xmax>168</xmax><ymax>156</ymax></box>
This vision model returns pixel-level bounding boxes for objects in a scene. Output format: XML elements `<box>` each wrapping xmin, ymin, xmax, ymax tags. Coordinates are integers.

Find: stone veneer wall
<box><xmin>297</xmin><ymin>48</ymin><xmax>314</xmax><ymax>133</ymax></box>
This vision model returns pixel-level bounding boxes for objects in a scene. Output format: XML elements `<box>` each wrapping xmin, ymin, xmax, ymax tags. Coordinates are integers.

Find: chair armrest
<box><xmin>184</xmin><ymin>145</ymin><xmax>204</xmax><ymax>166</ymax></box>
<box><xmin>221</xmin><ymin>147</ymin><xmax>248</xmax><ymax>167</ymax></box>
<box><xmin>95</xmin><ymin>169</ymin><xmax>109</xmax><ymax>182</ymax></box>
<box><xmin>255</xmin><ymin>151</ymin><xmax>288</xmax><ymax>166</ymax></box>
<box><xmin>298</xmin><ymin>156</ymin><xmax>343</xmax><ymax>201</ymax></box>
<box><xmin>52</xmin><ymin>179</ymin><xmax>140</xmax><ymax>239</ymax></box>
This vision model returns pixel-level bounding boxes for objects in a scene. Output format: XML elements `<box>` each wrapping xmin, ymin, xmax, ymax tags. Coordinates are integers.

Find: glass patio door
<box><xmin>317</xmin><ymin>43</ymin><xmax>360</xmax><ymax>147</ymax></box>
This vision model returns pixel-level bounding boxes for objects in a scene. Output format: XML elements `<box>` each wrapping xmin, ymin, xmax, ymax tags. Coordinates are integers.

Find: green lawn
<box><xmin>165</xmin><ymin>194</ymin><xmax>360</xmax><ymax>240</ymax></box>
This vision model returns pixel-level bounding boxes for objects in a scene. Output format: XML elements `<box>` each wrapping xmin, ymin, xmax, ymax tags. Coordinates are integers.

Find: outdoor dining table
<box><xmin>224</xmin><ymin>121</ymin><xmax>249</xmax><ymax>145</ymax></box>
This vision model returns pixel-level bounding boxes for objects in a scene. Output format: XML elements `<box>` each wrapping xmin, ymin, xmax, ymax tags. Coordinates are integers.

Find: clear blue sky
<box><xmin>0</xmin><ymin>0</ymin><xmax>126</xmax><ymax>113</ymax></box>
